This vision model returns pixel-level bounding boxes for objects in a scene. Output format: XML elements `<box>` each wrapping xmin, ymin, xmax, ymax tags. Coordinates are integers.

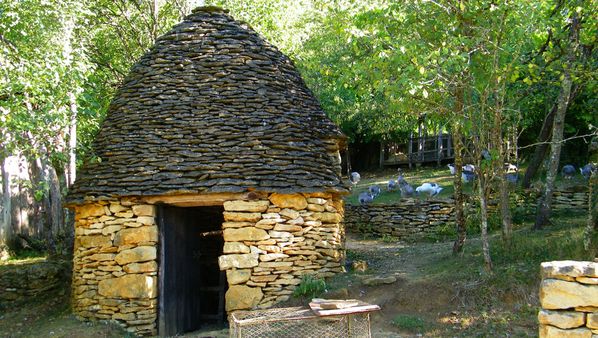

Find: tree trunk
<box><xmin>452</xmin><ymin>87</ymin><xmax>467</xmax><ymax>255</ymax></box>
<box><xmin>534</xmin><ymin>12</ymin><xmax>579</xmax><ymax>230</ymax></box>
<box><xmin>67</xmin><ymin>92</ymin><xmax>77</xmax><ymax>187</ymax></box>
<box><xmin>478</xmin><ymin>174</ymin><xmax>493</xmax><ymax>271</ymax></box>
<box><xmin>522</xmin><ymin>86</ymin><xmax>578</xmax><ymax>189</ymax></box>
<box><xmin>522</xmin><ymin>105</ymin><xmax>555</xmax><ymax>188</ymax></box>
<box><xmin>584</xmin><ymin>136</ymin><xmax>598</xmax><ymax>253</ymax></box>
<box><xmin>0</xmin><ymin>156</ymin><xmax>12</xmax><ymax>258</ymax></box>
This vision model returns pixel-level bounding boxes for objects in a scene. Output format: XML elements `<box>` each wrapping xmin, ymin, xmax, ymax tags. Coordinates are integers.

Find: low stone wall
<box><xmin>538</xmin><ymin>261</ymin><xmax>598</xmax><ymax>337</ymax></box>
<box><xmin>71</xmin><ymin>199</ymin><xmax>158</xmax><ymax>336</ymax></box>
<box><xmin>344</xmin><ymin>199</ymin><xmax>454</xmax><ymax>240</ymax></box>
<box><xmin>0</xmin><ymin>259</ymin><xmax>67</xmax><ymax>307</ymax></box>
<box><xmin>344</xmin><ymin>188</ymin><xmax>588</xmax><ymax>240</ymax></box>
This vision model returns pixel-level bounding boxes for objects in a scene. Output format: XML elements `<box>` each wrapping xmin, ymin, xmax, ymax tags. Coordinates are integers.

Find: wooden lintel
<box><xmin>142</xmin><ymin>192</ymin><xmax>268</xmax><ymax>207</ymax></box>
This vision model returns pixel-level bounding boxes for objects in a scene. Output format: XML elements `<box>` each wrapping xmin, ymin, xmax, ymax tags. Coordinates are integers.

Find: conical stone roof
<box><xmin>66</xmin><ymin>7</ymin><xmax>348</xmax><ymax>204</ymax></box>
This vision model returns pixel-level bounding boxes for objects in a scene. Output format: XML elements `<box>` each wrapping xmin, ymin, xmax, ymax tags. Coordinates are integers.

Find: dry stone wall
<box><xmin>71</xmin><ymin>192</ymin><xmax>346</xmax><ymax>336</ymax></box>
<box><xmin>219</xmin><ymin>192</ymin><xmax>345</xmax><ymax>311</ymax></box>
<box><xmin>539</xmin><ymin>261</ymin><xmax>598</xmax><ymax>338</ymax></box>
<box><xmin>344</xmin><ymin>199</ymin><xmax>454</xmax><ymax>240</ymax></box>
<box><xmin>0</xmin><ymin>260</ymin><xmax>67</xmax><ymax>307</ymax></box>
<box><xmin>71</xmin><ymin>199</ymin><xmax>158</xmax><ymax>336</ymax></box>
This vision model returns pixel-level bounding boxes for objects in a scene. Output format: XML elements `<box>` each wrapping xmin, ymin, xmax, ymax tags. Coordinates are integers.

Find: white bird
<box><xmin>447</xmin><ymin>164</ymin><xmax>456</xmax><ymax>175</ymax></box>
<box><xmin>358</xmin><ymin>192</ymin><xmax>374</xmax><ymax>205</ymax></box>
<box><xmin>368</xmin><ymin>185</ymin><xmax>381</xmax><ymax>198</ymax></box>
<box><xmin>415</xmin><ymin>183</ymin><xmax>443</xmax><ymax>197</ymax></box>
<box><xmin>350</xmin><ymin>172</ymin><xmax>361</xmax><ymax>185</ymax></box>
<box><xmin>504</xmin><ymin>163</ymin><xmax>518</xmax><ymax>173</ymax></box>
<box><xmin>463</xmin><ymin>164</ymin><xmax>475</xmax><ymax>172</ymax></box>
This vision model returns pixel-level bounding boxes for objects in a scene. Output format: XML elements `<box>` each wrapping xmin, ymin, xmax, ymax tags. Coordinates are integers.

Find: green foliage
<box><xmin>292</xmin><ymin>275</ymin><xmax>327</xmax><ymax>300</ymax></box>
<box><xmin>391</xmin><ymin>314</ymin><xmax>427</xmax><ymax>333</ymax></box>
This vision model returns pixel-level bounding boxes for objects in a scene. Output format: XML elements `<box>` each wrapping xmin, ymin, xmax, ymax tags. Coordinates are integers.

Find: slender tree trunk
<box><xmin>478</xmin><ymin>174</ymin><xmax>493</xmax><ymax>271</ymax></box>
<box><xmin>67</xmin><ymin>92</ymin><xmax>77</xmax><ymax>187</ymax></box>
<box><xmin>522</xmin><ymin>106</ymin><xmax>555</xmax><ymax>188</ymax></box>
<box><xmin>522</xmin><ymin>86</ymin><xmax>578</xmax><ymax>188</ymax></box>
<box><xmin>0</xmin><ymin>156</ymin><xmax>12</xmax><ymax>258</ymax></box>
<box><xmin>534</xmin><ymin>12</ymin><xmax>579</xmax><ymax>230</ymax></box>
<box><xmin>452</xmin><ymin>88</ymin><xmax>466</xmax><ymax>254</ymax></box>
<box><xmin>584</xmin><ymin>137</ymin><xmax>598</xmax><ymax>253</ymax></box>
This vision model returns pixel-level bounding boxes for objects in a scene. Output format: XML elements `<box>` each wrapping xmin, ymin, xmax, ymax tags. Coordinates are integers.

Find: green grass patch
<box><xmin>423</xmin><ymin>216</ymin><xmax>592</xmax><ymax>308</ymax></box>
<box><xmin>392</xmin><ymin>314</ymin><xmax>428</xmax><ymax>333</ymax></box>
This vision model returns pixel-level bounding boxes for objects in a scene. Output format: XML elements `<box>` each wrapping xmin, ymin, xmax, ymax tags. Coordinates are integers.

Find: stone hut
<box><xmin>65</xmin><ymin>7</ymin><xmax>348</xmax><ymax>336</ymax></box>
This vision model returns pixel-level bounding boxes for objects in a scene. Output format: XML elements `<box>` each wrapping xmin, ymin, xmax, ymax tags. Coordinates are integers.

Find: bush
<box><xmin>292</xmin><ymin>275</ymin><xmax>327</xmax><ymax>300</ymax></box>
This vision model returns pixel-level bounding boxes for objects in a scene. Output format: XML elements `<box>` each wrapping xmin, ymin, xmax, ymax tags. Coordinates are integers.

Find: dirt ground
<box><xmin>0</xmin><ymin>234</ymin><xmax>536</xmax><ymax>337</ymax></box>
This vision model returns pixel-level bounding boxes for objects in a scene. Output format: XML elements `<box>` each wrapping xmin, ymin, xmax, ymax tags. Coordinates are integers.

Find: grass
<box><xmin>392</xmin><ymin>314</ymin><xmax>428</xmax><ymax>333</ymax></box>
<box><xmin>423</xmin><ymin>215</ymin><xmax>593</xmax><ymax>311</ymax></box>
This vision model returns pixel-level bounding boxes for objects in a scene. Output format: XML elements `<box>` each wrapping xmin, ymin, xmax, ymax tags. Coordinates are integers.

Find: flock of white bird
<box><xmin>353</xmin><ymin>170</ymin><xmax>443</xmax><ymax>206</ymax></box>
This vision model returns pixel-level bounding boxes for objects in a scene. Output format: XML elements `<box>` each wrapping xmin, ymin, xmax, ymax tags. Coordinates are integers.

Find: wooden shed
<box><xmin>66</xmin><ymin>7</ymin><xmax>349</xmax><ymax>336</ymax></box>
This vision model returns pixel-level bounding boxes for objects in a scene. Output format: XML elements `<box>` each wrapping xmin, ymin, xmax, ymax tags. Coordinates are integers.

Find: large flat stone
<box><xmin>76</xmin><ymin>204</ymin><xmax>106</xmax><ymax>219</ymax></box>
<box><xmin>225</xmin><ymin>285</ymin><xmax>263</xmax><ymax>311</ymax></box>
<box><xmin>114</xmin><ymin>226</ymin><xmax>158</xmax><ymax>246</ymax></box>
<box><xmin>115</xmin><ymin>246</ymin><xmax>157</xmax><ymax>265</ymax></box>
<box><xmin>223</xmin><ymin>228</ymin><xmax>269</xmax><ymax>242</ymax></box>
<box><xmin>98</xmin><ymin>274</ymin><xmax>157</xmax><ymax>299</ymax></box>
<box><xmin>226</xmin><ymin>269</ymin><xmax>251</xmax><ymax>284</ymax></box>
<box><xmin>132</xmin><ymin>204</ymin><xmax>155</xmax><ymax>217</ymax></box>
<box><xmin>268</xmin><ymin>194</ymin><xmax>307</xmax><ymax>210</ymax></box>
<box><xmin>224</xmin><ymin>200</ymin><xmax>270</xmax><ymax>212</ymax></box>
<box><xmin>218</xmin><ymin>253</ymin><xmax>259</xmax><ymax>270</ymax></box>
<box><xmin>223</xmin><ymin>242</ymin><xmax>251</xmax><ymax>254</ymax></box>
<box><xmin>79</xmin><ymin>235</ymin><xmax>112</xmax><ymax>248</ymax></box>
<box><xmin>588</xmin><ymin>312</ymin><xmax>598</xmax><ymax>329</ymax></box>
<box><xmin>542</xmin><ymin>261</ymin><xmax>598</xmax><ymax>279</ymax></box>
<box><xmin>223</xmin><ymin>212</ymin><xmax>262</xmax><ymax>222</ymax></box>
<box><xmin>539</xmin><ymin>325</ymin><xmax>592</xmax><ymax>338</ymax></box>
<box><xmin>538</xmin><ymin>310</ymin><xmax>586</xmax><ymax>329</ymax></box>
<box><xmin>540</xmin><ymin>279</ymin><xmax>598</xmax><ymax>309</ymax></box>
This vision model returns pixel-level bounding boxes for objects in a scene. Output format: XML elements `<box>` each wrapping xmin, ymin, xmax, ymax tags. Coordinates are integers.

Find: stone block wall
<box><xmin>71</xmin><ymin>192</ymin><xmax>346</xmax><ymax>335</ymax></box>
<box><xmin>0</xmin><ymin>260</ymin><xmax>66</xmax><ymax>307</ymax></box>
<box><xmin>71</xmin><ymin>199</ymin><xmax>158</xmax><ymax>336</ymax></box>
<box><xmin>539</xmin><ymin>261</ymin><xmax>598</xmax><ymax>338</ymax></box>
<box><xmin>219</xmin><ymin>192</ymin><xmax>345</xmax><ymax>311</ymax></box>
<box><xmin>344</xmin><ymin>199</ymin><xmax>454</xmax><ymax>240</ymax></box>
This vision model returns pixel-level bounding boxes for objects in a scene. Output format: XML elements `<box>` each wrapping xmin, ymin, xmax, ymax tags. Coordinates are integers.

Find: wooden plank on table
<box><xmin>309</xmin><ymin>299</ymin><xmax>380</xmax><ymax>317</ymax></box>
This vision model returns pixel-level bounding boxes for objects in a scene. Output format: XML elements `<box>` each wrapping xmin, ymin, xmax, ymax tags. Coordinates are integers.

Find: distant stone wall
<box><xmin>0</xmin><ymin>260</ymin><xmax>67</xmax><ymax>307</ymax></box>
<box><xmin>538</xmin><ymin>261</ymin><xmax>598</xmax><ymax>338</ymax></box>
<box><xmin>71</xmin><ymin>199</ymin><xmax>158</xmax><ymax>336</ymax></box>
<box><xmin>220</xmin><ymin>192</ymin><xmax>345</xmax><ymax>311</ymax></box>
<box><xmin>344</xmin><ymin>199</ymin><xmax>454</xmax><ymax>240</ymax></box>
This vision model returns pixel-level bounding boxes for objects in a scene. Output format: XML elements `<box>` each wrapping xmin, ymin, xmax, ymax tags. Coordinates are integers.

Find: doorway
<box><xmin>158</xmin><ymin>205</ymin><xmax>227</xmax><ymax>336</ymax></box>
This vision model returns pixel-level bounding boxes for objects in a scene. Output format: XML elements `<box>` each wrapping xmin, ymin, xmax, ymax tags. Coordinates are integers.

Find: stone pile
<box><xmin>344</xmin><ymin>199</ymin><xmax>454</xmax><ymax>240</ymax></box>
<box><xmin>220</xmin><ymin>193</ymin><xmax>345</xmax><ymax>311</ymax></box>
<box><xmin>539</xmin><ymin>261</ymin><xmax>598</xmax><ymax>338</ymax></box>
<box><xmin>0</xmin><ymin>260</ymin><xmax>66</xmax><ymax>307</ymax></box>
<box><xmin>71</xmin><ymin>199</ymin><xmax>158</xmax><ymax>336</ymax></box>
<box><xmin>552</xmin><ymin>190</ymin><xmax>588</xmax><ymax>211</ymax></box>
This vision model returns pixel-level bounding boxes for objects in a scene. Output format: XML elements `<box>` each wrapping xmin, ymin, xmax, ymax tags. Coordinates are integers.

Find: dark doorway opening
<box><xmin>158</xmin><ymin>205</ymin><xmax>227</xmax><ymax>336</ymax></box>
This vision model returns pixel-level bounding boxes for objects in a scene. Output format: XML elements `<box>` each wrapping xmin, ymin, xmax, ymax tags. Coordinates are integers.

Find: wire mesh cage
<box><xmin>229</xmin><ymin>306</ymin><xmax>375</xmax><ymax>338</ymax></box>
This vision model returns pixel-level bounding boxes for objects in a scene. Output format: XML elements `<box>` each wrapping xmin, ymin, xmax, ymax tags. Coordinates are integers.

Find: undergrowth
<box><xmin>424</xmin><ymin>216</ymin><xmax>592</xmax><ymax>309</ymax></box>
